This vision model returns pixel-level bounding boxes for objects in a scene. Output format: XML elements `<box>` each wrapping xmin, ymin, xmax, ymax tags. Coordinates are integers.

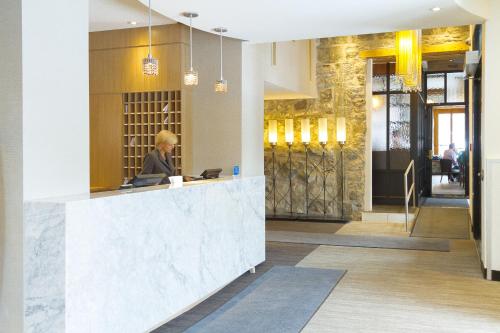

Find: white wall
<box><xmin>241</xmin><ymin>43</ymin><xmax>265</xmax><ymax>177</ymax></box>
<box><xmin>190</xmin><ymin>29</ymin><xmax>243</xmax><ymax>176</ymax></box>
<box><xmin>0</xmin><ymin>0</ymin><xmax>89</xmax><ymax>330</ymax></box>
<box><xmin>263</xmin><ymin>40</ymin><xmax>317</xmax><ymax>100</ymax></box>
<box><xmin>0</xmin><ymin>1</ymin><xmax>23</xmax><ymax>331</ymax></box>
<box><xmin>482</xmin><ymin>0</ymin><xmax>500</xmax><ymax>275</ymax></box>
<box><xmin>22</xmin><ymin>0</ymin><xmax>89</xmax><ymax>200</ymax></box>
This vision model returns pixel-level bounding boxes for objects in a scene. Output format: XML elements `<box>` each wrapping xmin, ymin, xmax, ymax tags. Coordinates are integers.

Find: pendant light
<box><xmin>142</xmin><ymin>0</ymin><xmax>159</xmax><ymax>76</ymax></box>
<box><xmin>213</xmin><ymin>27</ymin><xmax>228</xmax><ymax>93</ymax></box>
<box><xmin>395</xmin><ymin>30</ymin><xmax>422</xmax><ymax>92</ymax></box>
<box><xmin>182</xmin><ymin>12</ymin><xmax>199</xmax><ymax>86</ymax></box>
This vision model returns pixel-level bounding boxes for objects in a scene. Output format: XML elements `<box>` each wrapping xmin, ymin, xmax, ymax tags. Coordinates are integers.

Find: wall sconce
<box><xmin>301</xmin><ymin>118</ymin><xmax>311</xmax><ymax>144</ymax></box>
<box><xmin>336</xmin><ymin>116</ymin><xmax>346</xmax><ymax>145</ymax></box>
<box><xmin>285</xmin><ymin>119</ymin><xmax>294</xmax><ymax>145</ymax></box>
<box><xmin>268</xmin><ymin>120</ymin><xmax>278</xmax><ymax>146</ymax></box>
<box><xmin>318</xmin><ymin>118</ymin><xmax>328</xmax><ymax>145</ymax></box>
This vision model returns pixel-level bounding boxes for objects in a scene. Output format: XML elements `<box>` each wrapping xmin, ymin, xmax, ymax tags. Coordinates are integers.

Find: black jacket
<box><xmin>141</xmin><ymin>149</ymin><xmax>176</xmax><ymax>184</ymax></box>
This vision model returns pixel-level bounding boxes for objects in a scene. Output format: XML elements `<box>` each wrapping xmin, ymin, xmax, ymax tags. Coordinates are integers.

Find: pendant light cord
<box><xmin>189</xmin><ymin>16</ymin><xmax>193</xmax><ymax>70</ymax></box>
<box><xmin>148</xmin><ymin>0</ymin><xmax>152</xmax><ymax>56</ymax></box>
<box><xmin>219</xmin><ymin>30</ymin><xmax>223</xmax><ymax>80</ymax></box>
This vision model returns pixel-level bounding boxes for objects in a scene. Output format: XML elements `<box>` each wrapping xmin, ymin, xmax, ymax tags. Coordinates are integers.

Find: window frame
<box><xmin>425</xmin><ymin>70</ymin><xmax>466</xmax><ymax>106</ymax></box>
<box><xmin>433</xmin><ymin>108</ymin><xmax>466</xmax><ymax>155</ymax></box>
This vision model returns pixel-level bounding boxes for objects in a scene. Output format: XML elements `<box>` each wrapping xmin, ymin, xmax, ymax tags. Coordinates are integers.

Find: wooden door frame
<box><xmin>432</xmin><ymin>107</ymin><xmax>466</xmax><ymax>155</ymax></box>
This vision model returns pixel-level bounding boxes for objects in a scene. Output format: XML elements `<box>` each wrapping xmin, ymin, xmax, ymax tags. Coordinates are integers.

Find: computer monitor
<box><xmin>200</xmin><ymin>168</ymin><xmax>222</xmax><ymax>179</ymax></box>
<box><xmin>130</xmin><ymin>173</ymin><xmax>166</xmax><ymax>187</ymax></box>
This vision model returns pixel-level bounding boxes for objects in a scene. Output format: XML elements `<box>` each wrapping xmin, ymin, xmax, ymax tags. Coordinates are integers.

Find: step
<box><xmin>362</xmin><ymin>208</ymin><xmax>419</xmax><ymax>224</ymax></box>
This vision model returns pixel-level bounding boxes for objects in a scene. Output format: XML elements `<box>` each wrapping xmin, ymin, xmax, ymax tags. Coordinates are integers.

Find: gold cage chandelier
<box><xmin>395</xmin><ymin>30</ymin><xmax>422</xmax><ymax>92</ymax></box>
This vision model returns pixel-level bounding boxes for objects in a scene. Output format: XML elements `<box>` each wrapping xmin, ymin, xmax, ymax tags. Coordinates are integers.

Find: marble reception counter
<box><xmin>24</xmin><ymin>176</ymin><xmax>265</xmax><ymax>333</ymax></box>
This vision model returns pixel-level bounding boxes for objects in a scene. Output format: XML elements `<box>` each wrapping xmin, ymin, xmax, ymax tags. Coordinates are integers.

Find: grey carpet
<box><xmin>183</xmin><ymin>266</ymin><xmax>345</xmax><ymax>333</ymax></box>
<box><xmin>154</xmin><ymin>242</ymin><xmax>319</xmax><ymax>333</ymax></box>
<box><xmin>267</xmin><ymin>230</ymin><xmax>450</xmax><ymax>252</ymax></box>
<box><xmin>423</xmin><ymin>197</ymin><xmax>468</xmax><ymax>208</ymax></box>
<box><xmin>411</xmin><ymin>206</ymin><xmax>470</xmax><ymax>239</ymax></box>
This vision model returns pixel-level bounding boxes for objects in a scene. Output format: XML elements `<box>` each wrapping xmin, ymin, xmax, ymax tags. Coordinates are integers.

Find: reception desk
<box><xmin>24</xmin><ymin>176</ymin><xmax>265</xmax><ymax>333</ymax></box>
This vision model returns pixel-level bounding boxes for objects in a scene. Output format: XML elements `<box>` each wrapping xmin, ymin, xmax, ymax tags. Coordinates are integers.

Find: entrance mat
<box><xmin>267</xmin><ymin>230</ymin><xmax>450</xmax><ymax>252</ymax></box>
<box><xmin>423</xmin><ymin>197</ymin><xmax>468</xmax><ymax>208</ymax></box>
<box><xmin>184</xmin><ymin>266</ymin><xmax>345</xmax><ymax>333</ymax></box>
<box><xmin>411</xmin><ymin>206</ymin><xmax>469</xmax><ymax>239</ymax></box>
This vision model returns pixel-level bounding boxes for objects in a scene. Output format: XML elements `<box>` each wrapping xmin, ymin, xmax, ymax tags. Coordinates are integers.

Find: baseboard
<box><xmin>480</xmin><ymin>259</ymin><xmax>487</xmax><ymax>279</ymax></box>
<box><xmin>480</xmin><ymin>259</ymin><xmax>500</xmax><ymax>281</ymax></box>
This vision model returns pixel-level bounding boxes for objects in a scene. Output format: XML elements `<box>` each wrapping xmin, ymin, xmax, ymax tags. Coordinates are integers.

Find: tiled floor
<box><xmin>155</xmin><ymin>209</ymin><xmax>499</xmax><ymax>333</ymax></box>
<box><xmin>432</xmin><ymin>175</ymin><xmax>466</xmax><ymax>196</ymax></box>
<box><xmin>300</xmin><ymin>241</ymin><xmax>500</xmax><ymax>333</ymax></box>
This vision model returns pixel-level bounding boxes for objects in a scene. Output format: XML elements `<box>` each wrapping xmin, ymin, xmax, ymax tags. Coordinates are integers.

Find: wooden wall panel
<box><xmin>90</xmin><ymin>44</ymin><xmax>182</xmax><ymax>94</ymax></box>
<box><xmin>90</xmin><ymin>94</ymin><xmax>123</xmax><ymax>190</ymax></box>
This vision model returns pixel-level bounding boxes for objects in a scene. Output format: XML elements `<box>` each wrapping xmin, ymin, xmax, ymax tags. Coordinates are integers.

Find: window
<box><xmin>426</xmin><ymin>71</ymin><xmax>465</xmax><ymax>104</ymax></box>
<box><xmin>372</xmin><ymin>63</ymin><xmax>411</xmax><ymax>170</ymax></box>
<box><xmin>433</xmin><ymin>108</ymin><xmax>466</xmax><ymax>156</ymax></box>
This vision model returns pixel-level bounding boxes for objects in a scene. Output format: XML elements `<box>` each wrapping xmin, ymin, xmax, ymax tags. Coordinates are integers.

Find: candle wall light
<box><xmin>336</xmin><ymin>116</ymin><xmax>346</xmax><ymax>145</ymax></box>
<box><xmin>318</xmin><ymin>118</ymin><xmax>328</xmax><ymax>145</ymax></box>
<box><xmin>285</xmin><ymin>119</ymin><xmax>294</xmax><ymax>145</ymax></box>
<box><xmin>268</xmin><ymin>120</ymin><xmax>278</xmax><ymax>215</ymax></box>
<box><xmin>301</xmin><ymin>118</ymin><xmax>311</xmax><ymax>214</ymax></box>
<box><xmin>318</xmin><ymin>118</ymin><xmax>328</xmax><ymax>215</ymax></box>
<box><xmin>284</xmin><ymin>119</ymin><xmax>294</xmax><ymax>215</ymax></box>
<box><xmin>264</xmin><ymin>116</ymin><xmax>346</xmax><ymax>221</ymax></box>
<box><xmin>336</xmin><ymin>116</ymin><xmax>346</xmax><ymax>219</ymax></box>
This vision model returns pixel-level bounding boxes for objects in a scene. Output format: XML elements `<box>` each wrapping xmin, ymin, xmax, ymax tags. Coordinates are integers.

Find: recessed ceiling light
<box><xmin>431</xmin><ymin>7</ymin><xmax>441</xmax><ymax>12</ymax></box>
<box><xmin>128</xmin><ymin>21</ymin><xmax>137</xmax><ymax>25</ymax></box>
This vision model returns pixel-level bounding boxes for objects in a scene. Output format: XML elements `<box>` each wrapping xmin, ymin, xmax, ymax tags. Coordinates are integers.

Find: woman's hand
<box><xmin>183</xmin><ymin>176</ymin><xmax>194</xmax><ymax>182</ymax></box>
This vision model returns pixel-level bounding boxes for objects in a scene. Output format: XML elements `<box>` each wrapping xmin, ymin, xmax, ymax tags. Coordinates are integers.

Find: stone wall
<box><xmin>264</xmin><ymin>26</ymin><xmax>469</xmax><ymax>220</ymax></box>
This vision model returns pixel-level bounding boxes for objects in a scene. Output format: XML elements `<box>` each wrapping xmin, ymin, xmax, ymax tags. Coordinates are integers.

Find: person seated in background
<box><xmin>141</xmin><ymin>130</ymin><xmax>178</xmax><ymax>184</ymax></box>
<box><xmin>443</xmin><ymin>143</ymin><xmax>459</xmax><ymax>167</ymax></box>
<box><xmin>443</xmin><ymin>143</ymin><xmax>459</xmax><ymax>182</ymax></box>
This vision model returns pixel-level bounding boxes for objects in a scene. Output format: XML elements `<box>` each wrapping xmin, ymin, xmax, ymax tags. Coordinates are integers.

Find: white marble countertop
<box><xmin>34</xmin><ymin>176</ymin><xmax>247</xmax><ymax>203</ymax></box>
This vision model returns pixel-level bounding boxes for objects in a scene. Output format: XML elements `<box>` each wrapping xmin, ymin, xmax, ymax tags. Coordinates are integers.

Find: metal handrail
<box><xmin>404</xmin><ymin>160</ymin><xmax>416</xmax><ymax>232</ymax></box>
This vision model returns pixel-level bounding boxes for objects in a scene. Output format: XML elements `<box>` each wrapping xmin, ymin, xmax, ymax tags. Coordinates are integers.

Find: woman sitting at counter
<box><xmin>141</xmin><ymin>130</ymin><xmax>178</xmax><ymax>184</ymax></box>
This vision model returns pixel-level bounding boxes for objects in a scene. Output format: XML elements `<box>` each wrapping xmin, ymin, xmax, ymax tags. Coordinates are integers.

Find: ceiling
<box><xmin>135</xmin><ymin>0</ymin><xmax>485</xmax><ymax>42</ymax></box>
<box><xmin>90</xmin><ymin>0</ymin><xmax>174</xmax><ymax>32</ymax></box>
<box><xmin>90</xmin><ymin>0</ymin><xmax>486</xmax><ymax>42</ymax></box>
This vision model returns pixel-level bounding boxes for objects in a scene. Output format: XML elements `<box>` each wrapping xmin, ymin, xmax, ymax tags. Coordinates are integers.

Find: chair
<box><xmin>440</xmin><ymin>159</ymin><xmax>460</xmax><ymax>183</ymax></box>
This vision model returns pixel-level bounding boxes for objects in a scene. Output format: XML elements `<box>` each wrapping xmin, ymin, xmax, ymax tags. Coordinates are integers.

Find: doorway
<box><xmin>421</xmin><ymin>67</ymin><xmax>469</xmax><ymax>200</ymax></box>
<box><xmin>431</xmin><ymin>106</ymin><xmax>466</xmax><ymax>197</ymax></box>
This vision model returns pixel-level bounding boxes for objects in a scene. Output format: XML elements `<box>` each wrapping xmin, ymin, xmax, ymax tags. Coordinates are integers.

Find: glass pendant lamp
<box><xmin>142</xmin><ymin>0</ymin><xmax>159</xmax><ymax>75</ymax></box>
<box><xmin>182</xmin><ymin>12</ymin><xmax>199</xmax><ymax>86</ymax></box>
<box><xmin>214</xmin><ymin>27</ymin><xmax>228</xmax><ymax>93</ymax></box>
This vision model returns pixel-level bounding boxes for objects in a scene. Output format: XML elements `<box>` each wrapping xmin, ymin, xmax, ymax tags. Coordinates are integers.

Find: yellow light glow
<box><xmin>395</xmin><ymin>30</ymin><xmax>422</xmax><ymax>92</ymax></box>
<box><xmin>337</xmin><ymin>117</ymin><xmax>346</xmax><ymax>143</ymax></box>
<box><xmin>268</xmin><ymin>120</ymin><xmax>278</xmax><ymax>144</ymax></box>
<box><xmin>318</xmin><ymin>118</ymin><xmax>328</xmax><ymax>143</ymax></box>
<box><xmin>301</xmin><ymin>118</ymin><xmax>311</xmax><ymax>144</ymax></box>
<box><xmin>372</xmin><ymin>95</ymin><xmax>381</xmax><ymax>109</ymax></box>
<box><xmin>285</xmin><ymin>119</ymin><xmax>294</xmax><ymax>144</ymax></box>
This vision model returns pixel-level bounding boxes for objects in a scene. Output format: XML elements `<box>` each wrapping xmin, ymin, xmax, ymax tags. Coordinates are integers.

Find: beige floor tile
<box><xmin>299</xmin><ymin>241</ymin><xmax>500</xmax><ymax>333</ymax></box>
